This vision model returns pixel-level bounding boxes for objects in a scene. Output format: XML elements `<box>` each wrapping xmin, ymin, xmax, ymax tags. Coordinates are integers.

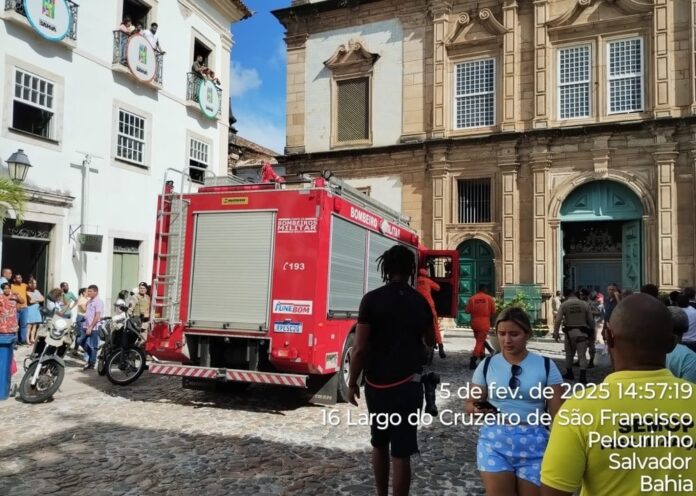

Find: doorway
<box><xmin>560</xmin><ymin>181</ymin><xmax>643</xmax><ymax>292</ymax></box>
<box><xmin>456</xmin><ymin>239</ymin><xmax>495</xmax><ymax>326</ymax></box>
<box><xmin>1</xmin><ymin>220</ymin><xmax>52</xmax><ymax>295</ymax></box>
<box><xmin>112</xmin><ymin>238</ymin><xmax>141</xmax><ymax>304</ymax></box>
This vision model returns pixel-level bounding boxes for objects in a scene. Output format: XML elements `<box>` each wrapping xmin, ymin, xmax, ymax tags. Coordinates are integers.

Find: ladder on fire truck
<box><xmin>151</xmin><ymin>167</ymin><xmax>247</xmax><ymax>326</ymax></box>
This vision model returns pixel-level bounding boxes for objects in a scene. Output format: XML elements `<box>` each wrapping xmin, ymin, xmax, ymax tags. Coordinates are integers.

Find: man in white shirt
<box><xmin>142</xmin><ymin>23</ymin><xmax>163</xmax><ymax>53</ymax></box>
<box><xmin>678</xmin><ymin>294</ymin><xmax>696</xmax><ymax>352</ymax></box>
<box><xmin>0</xmin><ymin>267</ymin><xmax>12</xmax><ymax>287</ymax></box>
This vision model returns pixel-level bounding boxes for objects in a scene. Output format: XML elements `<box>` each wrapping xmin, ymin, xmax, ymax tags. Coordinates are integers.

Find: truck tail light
<box><xmin>272</xmin><ymin>348</ymin><xmax>299</xmax><ymax>360</ymax></box>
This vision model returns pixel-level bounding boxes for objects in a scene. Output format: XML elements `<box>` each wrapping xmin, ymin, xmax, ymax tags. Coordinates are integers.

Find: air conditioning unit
<box><xmin>78</xmin><ymin>234</ymin><xmax>103</xmax><ymax>252</ymax></box>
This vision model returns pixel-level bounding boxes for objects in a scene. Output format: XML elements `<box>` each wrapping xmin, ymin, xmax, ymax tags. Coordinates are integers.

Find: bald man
<box><xmin>541</xmin><ymin>294</ymin><xmax>696</xmax><ymax>496</ymax></box>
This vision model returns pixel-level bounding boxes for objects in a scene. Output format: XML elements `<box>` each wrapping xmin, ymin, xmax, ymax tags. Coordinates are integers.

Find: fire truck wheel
<box><xmin>337</xmin><ymin>332</ymin><xmax>355</xmax><ymax>403</ymax></box>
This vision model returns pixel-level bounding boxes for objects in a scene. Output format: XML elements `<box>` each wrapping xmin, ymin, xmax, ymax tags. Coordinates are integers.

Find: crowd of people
<box><xmin>348</xmin><ymin>246</ymin><xmax>696</xmax><ymax>496</ymax></box>
<box><xmin>0</xmin><ymin>266</ymin><xmax>151</xmax><ymax>373</ymax></box>
<box><xmin>117</xmin><ymin>17</ymin><xmax>165</xmax><ymax>64</ymax></box>
<box><xmin>553</xmin><ymin>282</ymin><xmax>696</xmax><ymax>384</ymax></box>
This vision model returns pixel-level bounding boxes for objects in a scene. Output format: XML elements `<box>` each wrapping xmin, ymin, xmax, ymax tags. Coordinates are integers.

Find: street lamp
<box><xmin>6</xmin><ymin>149</ymin><xmax>32</xmax><ymax>184</ymax></box>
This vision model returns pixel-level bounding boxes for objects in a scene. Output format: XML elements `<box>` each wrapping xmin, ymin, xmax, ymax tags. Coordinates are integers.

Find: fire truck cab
<box><xmin>147</xmin><ymin>170</ymin><xmax>459</xmax><ymax>403</ymax></box>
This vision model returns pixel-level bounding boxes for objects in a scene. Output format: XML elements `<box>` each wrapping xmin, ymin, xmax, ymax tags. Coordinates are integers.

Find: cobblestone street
<box><xmin>0</xmin><ymin>331</ymin><xmax>609</xmax><ymax>496</ymax></box>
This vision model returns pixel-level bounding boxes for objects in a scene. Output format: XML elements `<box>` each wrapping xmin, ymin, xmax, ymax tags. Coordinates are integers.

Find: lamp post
<box><xmin>6</xmin><ymin>149</ymin><xmax>32</xmax><ymax>183</ymax></box>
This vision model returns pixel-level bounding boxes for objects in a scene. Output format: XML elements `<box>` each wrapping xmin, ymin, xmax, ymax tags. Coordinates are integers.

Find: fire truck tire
<box><xmin>337</xmin><ymin>332</ymin><xmax>355</xmax><ymax>403</ymax></box>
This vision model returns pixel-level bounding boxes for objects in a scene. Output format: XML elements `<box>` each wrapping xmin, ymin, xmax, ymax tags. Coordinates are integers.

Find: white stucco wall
<box><xmin>345</xmin><ymin>176</ymin><xmax>402</xmax><ymax>213</ymax></box>
<box><xmin>304</xmin><ymin>20</ymin><xmax>403</xmax><ymax>152</ymax></box>
<box><xmin>0</xmin><ymin>0</ymin><xmax>240</xmax><ymax>309</ymax></box>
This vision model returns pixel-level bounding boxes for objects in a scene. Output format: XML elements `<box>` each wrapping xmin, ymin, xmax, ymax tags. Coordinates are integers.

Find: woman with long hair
<box><xmin>466</xmin><ymin>307</ymin><xmax>564</xmax><ymax>496</ymax></box>
<box><xmin>25</xmin><ymin>277</ymin><xmax>45</xmax><ymax>344</ymax></box>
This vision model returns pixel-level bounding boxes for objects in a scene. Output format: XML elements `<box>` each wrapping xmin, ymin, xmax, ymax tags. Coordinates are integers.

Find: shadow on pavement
<box><xmin>0</xmin><ymin>418</ymin><xmax>483</xmax><ymax>496</ymax></box>
<box><xmin>72</xmin><ymin>370</ymin><xmax>322</xmax><ymax>416</ymax></box>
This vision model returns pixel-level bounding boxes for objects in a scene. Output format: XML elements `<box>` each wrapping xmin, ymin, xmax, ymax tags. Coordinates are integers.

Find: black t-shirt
<box><xmin>357</xmin><ymin>281</ymin><xmax>433</xmax><ymax>385</ymax></box>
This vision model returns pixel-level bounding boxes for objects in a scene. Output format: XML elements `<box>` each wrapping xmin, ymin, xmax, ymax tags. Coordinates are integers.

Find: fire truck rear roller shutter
<box><xmin>366</xmin><ymin>232</ymin><xmax>398</xmax><ymax>292</ymax></box>
<box><xmin>328</xmin><ymin>217</ymin><xmax>366</xmax><ymax>314</ymax></box>
<box><xmin>188</xmin><ymin>211</ymin><xmax>275</xmax><ymax>330</ymax></box>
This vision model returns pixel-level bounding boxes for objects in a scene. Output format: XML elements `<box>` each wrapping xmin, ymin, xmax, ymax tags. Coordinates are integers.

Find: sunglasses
<box><xmin>509</xmin><ymin>364</ymin><xmax>522</xmax><ymax>389</ymax></box>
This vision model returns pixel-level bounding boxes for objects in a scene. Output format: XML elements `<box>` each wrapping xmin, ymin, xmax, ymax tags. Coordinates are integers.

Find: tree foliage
<box><xmin>0</xmin><ymin>177</ymin><xmax>26</xmax><ymax>224</ymax></box>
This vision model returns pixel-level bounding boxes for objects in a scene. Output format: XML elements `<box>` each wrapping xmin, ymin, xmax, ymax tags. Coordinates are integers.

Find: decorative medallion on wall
<box><xmin>23</xmin><ymin>0</ymin><xmax>72</xmax><ymax>42</ymax></box>
<box><xmin>126</xmin><ymin>34</ymin><xmax>157</xmax><ymax>83</ymax></box>
<box><xmin>198</xmin><ymin>79</ymin><xmax>221</xmax><ymax>119</ymax></box>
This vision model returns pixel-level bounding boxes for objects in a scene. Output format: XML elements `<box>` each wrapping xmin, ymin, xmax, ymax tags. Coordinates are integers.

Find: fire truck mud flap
<box><xmin>149</xmin><ymin>364</ymin><xmax>307</xmax><ymax>388</ymax></box>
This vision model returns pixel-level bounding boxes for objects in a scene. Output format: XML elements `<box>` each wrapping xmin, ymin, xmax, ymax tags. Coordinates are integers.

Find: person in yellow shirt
<box><xmin>10</xmin><ymin>274</ymin><xmax>28</xmax><ymax>345</ymax></box>
<box><xmin>541</xmin><ymin>294</ymin><xmax>696</xmax><ymax>496</ymax></box>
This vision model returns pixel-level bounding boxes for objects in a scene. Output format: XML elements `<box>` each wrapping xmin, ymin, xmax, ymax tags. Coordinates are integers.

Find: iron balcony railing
<box><xmin>112</xmin><ymin>31</ymin><xmax>164</xmax><ymax>86</ymax></box>
<box><xmin>5</xmin><ymin>0</ymin><xmax>79</xmax><ymax>40</ymax></box>
<box><xmin>186</xmin><ymin>72</ymin><xmax>222</xmax><ymax>117</ymax></box>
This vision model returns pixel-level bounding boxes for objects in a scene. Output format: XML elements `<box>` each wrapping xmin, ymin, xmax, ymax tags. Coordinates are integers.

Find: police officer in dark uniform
<box><xmin>553</xmin><ymin>289</ymin><xmax>595</xmax><ymax>384</ymax></box>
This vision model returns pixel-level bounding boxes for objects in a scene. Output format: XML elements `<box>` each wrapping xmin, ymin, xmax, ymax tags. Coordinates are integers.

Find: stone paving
<box><xmin>0</xmin><ymin>331</ymin><xmax>610</xmax><ymax>496</ymax></box>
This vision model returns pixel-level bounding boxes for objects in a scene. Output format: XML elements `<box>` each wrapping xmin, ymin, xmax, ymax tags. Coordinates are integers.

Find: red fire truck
<box><xmin>146</xmin><ymin>170</ymin><xmax>459</xmax><ymax>403</ymax></box>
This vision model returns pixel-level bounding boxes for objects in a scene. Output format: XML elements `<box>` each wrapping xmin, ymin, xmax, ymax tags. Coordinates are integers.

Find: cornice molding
<box><xmin>547</xmin><ymin>0</ymin><xmax>652</xmax><ymax>29</ymax></box>
<box><xmin>324</xmin><ymin>40</ymin><xmax>380</xmax><ymax>75</ymax></box>
<box><xmin>446</xmin><ymin>8</ymin><xmax>508</xmax><ymax>46</ymax></box>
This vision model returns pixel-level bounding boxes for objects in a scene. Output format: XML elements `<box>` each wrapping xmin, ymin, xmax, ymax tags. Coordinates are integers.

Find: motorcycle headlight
<box><xmin>50</xmin><ymin>319</ymin><xmax>68</xmax><ymax>339</ymax></box>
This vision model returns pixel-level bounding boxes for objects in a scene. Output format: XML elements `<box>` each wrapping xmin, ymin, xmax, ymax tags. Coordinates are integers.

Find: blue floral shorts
<box><xmin>477</xmin><ymin>425</ymin><xmax>549</xmax><ymax>487</ymax></box>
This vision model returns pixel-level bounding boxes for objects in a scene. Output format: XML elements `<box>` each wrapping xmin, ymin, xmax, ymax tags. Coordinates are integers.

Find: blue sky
<box><xmin>230</xmin><ymin>0</ymin><xmax>290</xmax><ymax>154</ymax></box>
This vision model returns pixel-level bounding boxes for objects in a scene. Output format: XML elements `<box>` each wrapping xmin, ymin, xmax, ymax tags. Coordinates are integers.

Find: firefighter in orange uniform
<box><xmin>417</xmin><ymin>268</ymin><xmax>446</xmax><ymax>359</ymax></box>
<box><xmin>465</xmin><ymin>284</ymin><xmax>496</xmax><ymax>369</ymax></box>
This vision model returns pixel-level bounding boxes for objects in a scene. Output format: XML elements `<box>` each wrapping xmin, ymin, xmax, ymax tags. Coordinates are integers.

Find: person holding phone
<box><xmin>466</xmin><ymin>307</ymin><xmax>564</xmax><ymax>496</ymax></box>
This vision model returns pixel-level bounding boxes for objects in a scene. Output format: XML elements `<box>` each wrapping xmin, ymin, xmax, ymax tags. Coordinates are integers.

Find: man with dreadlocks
<box><xmin>348</xmin><ymin>245</ymin><xmax>435</xmax><ymax>496</ymax></box>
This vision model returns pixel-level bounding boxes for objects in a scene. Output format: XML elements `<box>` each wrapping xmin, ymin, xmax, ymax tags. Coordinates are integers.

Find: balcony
<box><xmin>3</xmin><ymin>0</ymin><xmax>78</xmax><ymax>44</ymax></box>
<box><xmin>186</xmin><ymin>72</ymin><xmax>222</xmax><ymax>119</ymax></box>
<box><xmin>112</xmin><ymin>31</ymin><xmax>164</xmax><ymax>87</ymax></box>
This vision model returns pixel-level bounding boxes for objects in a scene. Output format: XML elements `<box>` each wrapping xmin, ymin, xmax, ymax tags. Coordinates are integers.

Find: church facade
<box><xmin>273</xmin><ymin>0</ymin><xmax>696</xmax><ymax>323</ymax></box>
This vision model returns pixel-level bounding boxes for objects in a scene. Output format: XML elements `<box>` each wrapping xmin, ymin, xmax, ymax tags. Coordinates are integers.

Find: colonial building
<box><xmin>274</xmin><ymin>0</ymin><xmax>696</xmax><ymax>323</ymax></box>
<box><xmin>0</xmin><ymin>0</ymin><xmax>250</xmax><ymax>304</ymax></box>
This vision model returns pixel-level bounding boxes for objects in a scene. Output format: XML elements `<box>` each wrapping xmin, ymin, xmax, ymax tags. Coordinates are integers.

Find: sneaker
<box><xmin>82</xmin><ymin>363</ymin><xmax>95</xmax><ymax>371</ymax></box>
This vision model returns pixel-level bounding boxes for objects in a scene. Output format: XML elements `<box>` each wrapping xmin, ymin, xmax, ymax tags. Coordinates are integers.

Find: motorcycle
<box><xmin>19</xmin><ymin>314</ymin><xmax>74</xmax><ymax>403</ymax></box>
<box><xmin>96</xmin><ymin>300</ymin><xmax>147</xmax><ymax>386</ymax></box>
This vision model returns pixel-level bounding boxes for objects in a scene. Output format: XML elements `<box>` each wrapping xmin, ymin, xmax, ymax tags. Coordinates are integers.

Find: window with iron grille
<box><xmin>455</xmin><ymin>58</ymin><xmax>495</xmax><ymax>129</ymax></box>
<box><xmin>189</xmin><ymin>138</ymin><xmax>209</xmax><ymax>183</ymax></box>
<box><xmin>608</xmin><ymin>38</ymin><xmax>643</xmax><ymax>114</ymax></box>
<box><xmin>117</xmin><ymin>109</ymin><xmax>146</xmax><ymax>165</ymax></box>
<box><xmin>558</xmin><ymin>45</ymin><xmax>590</xmax><ymax>119</ymax></box>
<box><xmin>457</xmin><ymin>178</ymin><xmax>491</xmax><ymax>223</ymax></box>
<box><xmin>336</xmin><ymin>77</ymin><xmax>369</xmax><ymax>142</ymax></box>
<box><xmin>13</xmin><ymin>69</ymin><xmax>55</xmax><ymax>139</ymax></box>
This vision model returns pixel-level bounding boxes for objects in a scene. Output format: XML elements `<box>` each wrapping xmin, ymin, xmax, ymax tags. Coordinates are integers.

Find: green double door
<box><xmin>621</xmin><ymin>220</ymin><xmax>642</xmax><ymax>290</ymax></box>
<box><xmin>456</xmin><ymin>240</ymin><xmax>495</xmax><ymax>326</ymax></box>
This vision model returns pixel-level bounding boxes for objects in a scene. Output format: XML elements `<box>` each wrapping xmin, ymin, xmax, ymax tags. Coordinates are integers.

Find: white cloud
<box><xmin>270</xmin><ymin>39</ymin><xmax>287</xmax><ymax>66</ymax></box>
<box><xmin>229</xmin><ymin>61</ymin><xmax>261</xmax><ymax>97</ymax></box>
<box><xmin>234</xmin><ymin>113</ymin><xmax>286</xmax><ymax>155</ymax></box>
